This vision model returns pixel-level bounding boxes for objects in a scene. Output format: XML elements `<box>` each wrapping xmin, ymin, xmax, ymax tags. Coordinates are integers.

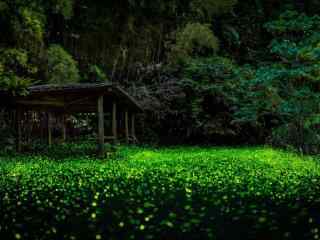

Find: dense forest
<box><xmin>4</xmin><ymin>2</ymin><xmax>320</xmax><ymax>240</ymax></box>
<box><xmin>1</xmin><ymin>0</ymin><xmax>320</xmax><ymax>152</ymax></box>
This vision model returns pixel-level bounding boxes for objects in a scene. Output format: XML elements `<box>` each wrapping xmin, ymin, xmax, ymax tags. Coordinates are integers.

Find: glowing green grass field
<box><xmin>1</xmin><ymin>146</ymin><xmax>320</xmax><ymax>239</ymax></box>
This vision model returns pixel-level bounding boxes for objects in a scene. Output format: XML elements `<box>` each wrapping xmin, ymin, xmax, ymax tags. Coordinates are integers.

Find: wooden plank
<box><xmin>16</xmin><ymin>100</ymin><xmax>64</xmax><ymax>107</ymax></box>
<box><xmin>62</xmin><ymin>114</ymin><xmax>67</xmax><ymax>143</ymax></box>
<box><xmin>112</xmin><ymin>102</ymin><xmax>117</xmax><ymax>141</ymax></box>
<box><xmin>97</xmin><ymin>95</ymin><xmax>105</xmax><ymax>156</ymax></box>
<box><xmin>131</xmin><ymin>113</ymin><xmax>136</xmax><ymax>139</ymax></box>
<box><xmin>16</xmin><ymin>109</ymin><xmax>22</xmax><ymax>152</ymax></box>
<box><xmin>64</xmin><ymin>96</ymin><xmax>93</xmax><ymax>107</ymax></box>
<box><xmin>114</xmin><ymin>86</ymin><xmax>143</xmax><ymax>112</ymax></box>
<box><xmin>48</xmin><ymin>112</ymin><xmax>52</xmax><ymax>146</ymax></box>
<box><xmin>125</xmin><ymin>110</ymin><xmax>129</xmax><ymax>144</ymax></box>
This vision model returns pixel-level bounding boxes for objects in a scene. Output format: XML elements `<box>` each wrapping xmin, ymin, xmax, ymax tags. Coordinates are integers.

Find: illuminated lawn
<box><xmin>1</xmin><ymin>146</ymin><xmax>320</xmax><ymax>239</ymax></box>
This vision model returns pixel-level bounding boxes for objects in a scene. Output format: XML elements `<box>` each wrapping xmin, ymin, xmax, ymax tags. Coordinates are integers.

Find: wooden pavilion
<box><xmin>0</xmin><ymin>83</ymin><xmax>143</xmax><ymax>156</ymax></box>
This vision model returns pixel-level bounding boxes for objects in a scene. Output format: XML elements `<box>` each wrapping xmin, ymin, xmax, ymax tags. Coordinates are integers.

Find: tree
<box><xmin>0</xmin><ymin>48</ymin><xmax>37</xmax><ymax>95</ymax></box>
<box><xmin>47</xmin><ymin>44</ymin><xmax>80</xmax><ymax>85</ymax></box>
<box><xmin>170</xmin><ymin>23</ymin><xmax>220</xmax><ymax>63</ymax></box>
<box><xmin>234</xmin><ymin>11</ymin><xmax>320</xmax><ymax>153</ymax></box>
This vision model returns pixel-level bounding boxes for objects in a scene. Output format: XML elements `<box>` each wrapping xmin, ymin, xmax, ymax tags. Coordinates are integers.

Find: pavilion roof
<box><xmin>0</xmin><ymin>83</ymin><xmax>143</xmax><ymax>113</ymax></box>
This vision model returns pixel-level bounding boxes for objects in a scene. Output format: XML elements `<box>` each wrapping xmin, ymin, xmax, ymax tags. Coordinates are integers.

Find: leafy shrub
<box><xmin>0</xmin><ymin>48</ymin><xmax>37</xmax><ymax>95</ymax></box>
<box><xmin>270</xmin><ymin>123</ymin><xmax>320</xmax><ymax>154</ymax></box>
<box><xmin>12</xmin><ymin>7</ymin><xmax>45</xmax><ymax>54</ymax></box>
<box><xmin>178</xmin><ymin>56</ymin><xmax>247</xmax><ymax>143</ymax></box>
<box><xmin>134</xmin><ymin>57</ymin><xmax>254</xmax><ymax>144</ymax></box>
<box><xmin>170</xmin><ymin>23</ymin><xmax>219</xmax><ymax>62</ymax></box>
<box><xmin>86</xmin><ymin>64</ymin><xmax>108</xmax><ymax>83</ymax></box>
<box><xmin>47</xmin><ymin>44</ymin><xmax>80</xmax><ymax>85</ymax></box>
<box><xmin>16</xmin><ymin>8</ymin><xmax>45</xmax><ymax>43</ymax></box>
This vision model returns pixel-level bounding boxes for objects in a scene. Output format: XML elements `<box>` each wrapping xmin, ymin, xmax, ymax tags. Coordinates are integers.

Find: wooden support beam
<box><xmin>112</xmin><ymin>102</ymin><xmax>117</xmax><ymax>141</ymax></box>
<box><xmin>62</xmin><ymin>114</ymin><xmax>67</xmax><ymax>143</ymax></box>
<box><xmin>16</xmin><ymin>109</ymin><xmax>22</xmax><ymax>152</ymax></box>
<box><xmin>48</xmin><ymin>112</ymin><xmax>52</xmax><ymax>146</ymax></box>
<box><xmin>16</xmin><ymin>100</ymin><xmax>64</xmax><ymax>107</ymax></box>
<box><xmin>65</xmin><ymin>96</ymin><xmax>93</xmax><ymax>107</ymax></box>
<box><xmin>97</xmin><ymin>95</ymin><xmax>105</xmax><ymax>156</ymax></box>
<box><xmin>131</xmin><ymin>113</ymin><xmax>136</xmax><ymax>139</ymax></box>
<box><xmin>125</xmin><ymin>110</ymin><xmax>129</xmax><ymax>144</ymax></box>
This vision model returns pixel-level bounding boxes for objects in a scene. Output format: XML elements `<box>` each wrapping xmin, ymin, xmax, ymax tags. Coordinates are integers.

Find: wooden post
<box><xmin>62</xmin><ymin>114</ymin><xmax>67</xmax><ymax>143</ymax></box>
<box><xmin>112</xmin><ymin>102</ymin><xmax>117</xmax><ymax>141</ymax></box>
<box><xmin>131</xmin><ymin>113</ymin><xmax>136</xmax><ymax>140</ymax></box>
<box><xmin>16</xmin><ymin>108</ymin><xmax>22</xmax><ymax>152</ymax></box>
<box><xmin>48</xmin><ymin>112</ymin><xmax>52</xmax><ymax>146</ymax></box>
<box><xmin>125</xmin><ymin>110</ymin><xmax>129</xmax><ymax>144</ymax></box>
<box><xmin>97</xmin><ymin>95</ymin><xmax>105</xmax><ymax>156</ymax></box>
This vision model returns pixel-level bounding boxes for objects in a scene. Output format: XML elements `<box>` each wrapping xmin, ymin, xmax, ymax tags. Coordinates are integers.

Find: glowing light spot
<box><xmin>140</xmin><ymin>225</ymin><xmax>145</xmax><ymax>230</ymax></box>
<box><xmin>15</xmin><ymin>233</ymin><xmax>21</xmax><ymax>239</ymax></box>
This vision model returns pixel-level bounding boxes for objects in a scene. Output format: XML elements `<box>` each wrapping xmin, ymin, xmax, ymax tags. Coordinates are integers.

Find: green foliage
<box><xmin>1</xmin><ymin>146</ymin><xmax>320</xmax><ymax>239</ymax></box>
<box><xmin>87</xmin><ymin>64</ymin><xmax>108</xmax><ymax>83</ymax></box>
<box><xmin>0</xmin><ymin>1</ymin><xmax>8</xmax><ymax>12</ymax></box>
<box><xmin>47</xmin><ymin>44</ymin><xmax>80</xmax><ymax>85</ymax></box>
<box><xmin>11</xmin><ymin>7</ymin><xmax>46</xmax><ymax>56</ymax></box>
<box><xmin>17</xmin><ymin>7</ymin><xmax>45</xmax><ymax>43</ymax></box>
<box><xmin>170</xmin><ymin>23</ymin><xmax>219</xmax><ymax>63</ymax></box>
<box><xmin>0</xmin><ymin>0</ymin><xmax>76</xmax><ymax>92</ymax></box>
<box><xmin>0</xmin><ymin>48</ymin><xmax>37</xmax><ymax>95</ymax></box>
<box><xmin>190</xmin><ymin>0</ymin><xmax>238</xmax><ymax>20</ymax></box>
<box><xmin>2</xmin><ymin>0</ymin><xmax>320</xmax><ymax>149</ymax></box>
<box><xmin>264</xmin><ymin>10</ymin><xmax>320</xmax><ymax>35</ymax></box>
<box><xmin>0</xmin><ymin>74</ymin><xmax>33</xmax><ymax>96</ymax></box>
<box><xmin>50</xmin><ymin>0</ymin><xmax>74</xmax><ymax>19</ymax></box>
<box><xmin>177</xmin><ymin>56</ymin><xmax>243</xmax><ymax>140</ymax></box>
<box><xmin>1</xmin><ymin>49</ymin><xmax>26</xmax><ymax>71</ymax></box>
<box><xmin>233</xmin><ymin>11</ymin><xmax>320</xmax><ymax>153</ymax></box>
<box><xmin>182</xmin><ymin>56</ymin><xmax>239</xmax><ymax>108</ymax></box>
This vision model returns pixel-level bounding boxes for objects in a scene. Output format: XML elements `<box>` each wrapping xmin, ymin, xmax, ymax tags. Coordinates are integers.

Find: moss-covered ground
<box><xmin>1</xmin><ymin>145</ymin><xmax>320</xmax><ymax>239</ymax></box>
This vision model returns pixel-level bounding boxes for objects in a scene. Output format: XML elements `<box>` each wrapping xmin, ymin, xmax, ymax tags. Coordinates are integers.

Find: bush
<box><xmin>47</xmin><ymin>44</ymin><xmax>80</xmax><ymax>85</ymax></box>
<box><xmin>0</xmin><ymin>48</ymin><xmax>37</xmax><ymax>95</ymax></box>
<box><xmin>178</xmin><ymin>57</ymin><xmax>245</xmax><ymax>143</ymax></box>
<box><xmin>86</xmin><ymin>64</ymin><xmax>108</xmax><ymax>83</ymax></box>
<box><xmin>270</xmin><ymin>123</ymin><xmax>320</xmax><ymax>154</ymax></box>
<box><xmin>170</xmin><ymin>23</ymin><xmax>219</xmax><ymax>62</ymax></box>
